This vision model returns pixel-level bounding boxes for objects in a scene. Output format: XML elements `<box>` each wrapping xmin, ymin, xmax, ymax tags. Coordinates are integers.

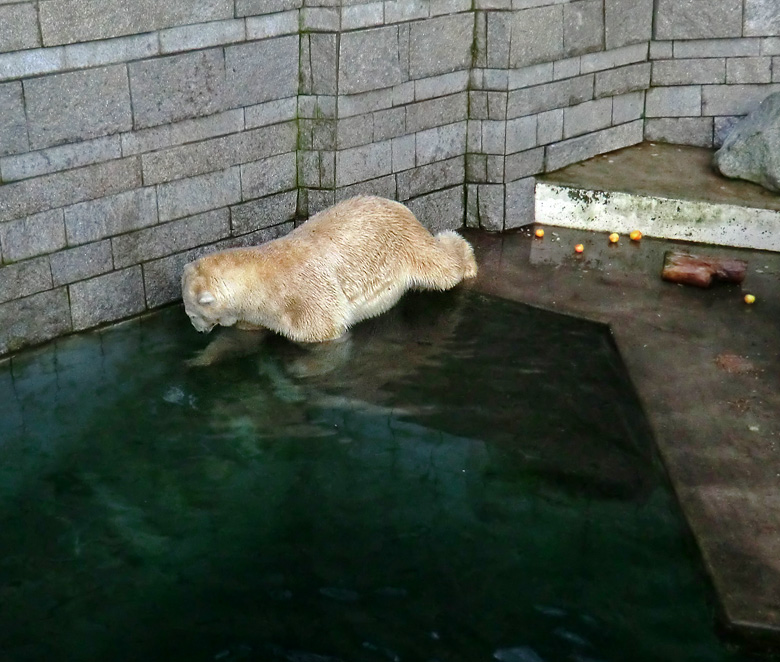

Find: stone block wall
<box><xmin>297</xmin><ymin>3</ymin><xmax>474</xmax><ymax>233</ymax></box>
<box><xmin>646</xmin><ymin>0</ymin><xmax>780</xmax><ymax>147</ymax></box>
<box><xmin>0</xmin><ymin>1</ymin><xmax>303</xmax><ymax>355</ymax></box>
<box><xmin>465</xmin><ymin>0</ymin><xmax>653</xmax><ymax>231</ymax></box>
<box><xmin>0</xmin><ymin>0</ymin><xmax>778</xmax><ymax>356</ymax></box>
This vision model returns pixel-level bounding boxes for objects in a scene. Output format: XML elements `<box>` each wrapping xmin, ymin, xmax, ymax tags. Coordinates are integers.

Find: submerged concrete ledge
<box><xmin>536</xmin><ymin>142</ymin><xmax>780</xmax><ymax>253</ymax></box>
<box><xmin>465</xmin><ymin>227</ymin><xmax>780</xmax><ymax>647</ymax></box>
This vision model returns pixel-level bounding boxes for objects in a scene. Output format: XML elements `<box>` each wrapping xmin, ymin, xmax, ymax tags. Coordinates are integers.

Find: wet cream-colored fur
<box><xmin>181</xmin><ymin>196</ymin><xmax>478</xmax><ymax>342</ymax></box>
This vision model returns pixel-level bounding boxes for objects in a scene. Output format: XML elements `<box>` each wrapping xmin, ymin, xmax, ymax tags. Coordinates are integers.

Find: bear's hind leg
<box><xmin>437</xmin><ymin>230</ymin><xmax>478</xmax><ymax>278</ymax></box>
<box><xmin>409</xmin><ymin>231</ymin><xmax>478</xmax><ymax>291</ymax></box>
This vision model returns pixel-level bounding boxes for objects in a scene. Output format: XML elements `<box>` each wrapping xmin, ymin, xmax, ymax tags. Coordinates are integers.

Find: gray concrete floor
<box><xmin>463</xmin><ymin>184</ymin><xmax>780</xmax><ymax>646</ymax></box>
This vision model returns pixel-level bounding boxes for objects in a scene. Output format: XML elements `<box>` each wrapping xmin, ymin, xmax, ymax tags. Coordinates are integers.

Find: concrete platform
<box><xmin>536</xmin><ymin>142</ymin><xmax>780</xmax><ymax>252</ymax></box>
<box><xmin>464</xmin><ymin>226</ymin><xmax>780</xmax><ymax>649</ymax></box>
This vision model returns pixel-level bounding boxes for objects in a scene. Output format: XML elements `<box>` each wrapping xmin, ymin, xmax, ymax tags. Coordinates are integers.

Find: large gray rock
<box><xmin>713</xmin><ymin>92</ymin><xmax>780</xmax><ymax>193</ymax></box>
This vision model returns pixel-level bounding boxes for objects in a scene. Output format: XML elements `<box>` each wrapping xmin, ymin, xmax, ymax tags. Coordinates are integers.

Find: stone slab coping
<box><xmin>535</xmin><ymin>142</ymin><xmax>780</xmax><ymax>253</ymax></box>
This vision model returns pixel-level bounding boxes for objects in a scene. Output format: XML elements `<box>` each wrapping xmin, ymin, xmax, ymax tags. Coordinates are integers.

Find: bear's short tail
<box><xmin>434</xmin><ymin>230</ymin><xmax>478</xmax><ymax>280</ymax></box>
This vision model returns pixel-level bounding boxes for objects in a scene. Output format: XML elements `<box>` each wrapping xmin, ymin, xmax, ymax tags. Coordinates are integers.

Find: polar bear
<box><xmin>181</xmin><ymin>196</ymin><xmax>478</xmax><ymax>343</ymax></box>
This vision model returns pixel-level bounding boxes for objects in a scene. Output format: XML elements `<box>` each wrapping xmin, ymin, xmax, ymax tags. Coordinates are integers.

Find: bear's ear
<box><xmin>198</xmin><ymin>292</ymin><xmax>216</xmax><ymax>305</ymax></box>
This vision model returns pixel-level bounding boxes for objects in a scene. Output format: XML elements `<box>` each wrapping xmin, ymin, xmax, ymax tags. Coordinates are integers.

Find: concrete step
<box><xmin>535</xmin><ymin>142</ymin><xmax>780</xmax><ymax>252</ymax></box>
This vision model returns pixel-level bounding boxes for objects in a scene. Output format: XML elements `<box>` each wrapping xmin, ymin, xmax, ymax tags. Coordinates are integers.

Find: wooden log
<box><xmin>661</xmin><ymin>251</ymin><xmax>747</xmax><ymax>288</ymax></box>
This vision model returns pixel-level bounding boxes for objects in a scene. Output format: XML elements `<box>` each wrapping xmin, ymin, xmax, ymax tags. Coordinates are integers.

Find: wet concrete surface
<box><xmin>463</xmin><ymin>226</ymin><xmax>780</xmax><ymax>645</ymax></box>
<box><xmin>540</xmin><ymin>142</ymin><xmax>780</xmax><ymax>213</ymax></box>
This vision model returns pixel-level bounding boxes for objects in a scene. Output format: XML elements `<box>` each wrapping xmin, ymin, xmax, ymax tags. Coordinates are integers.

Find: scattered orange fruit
<box><xmin>744</xmin><ymin>294</ymin><xmax>756</xmax><ymax>304</ymax></box>
<box><xmin>630</xmin><ymin>230</ymin><xmax>642</xmax><ymax>241</ymax></box>
<box><xmin>535</xmin><ymin>228</ymin><xmax>544</xmax><ymax>238</ymax></box>
<box><xmin>608</xmin><ymin>232</ymin><xmax>619</xmax><ymax>243</ymax></box>
<box><xmin>574</xmin><ymin>243</ymin><xmax>584</xmax><ymax>253</ymax></box>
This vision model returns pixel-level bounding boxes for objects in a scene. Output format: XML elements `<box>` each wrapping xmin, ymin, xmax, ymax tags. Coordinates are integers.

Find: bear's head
<box><xmin>181</xmin><ymin>261</ymin><xmax>238</xmax><ymax>333</ymax></box>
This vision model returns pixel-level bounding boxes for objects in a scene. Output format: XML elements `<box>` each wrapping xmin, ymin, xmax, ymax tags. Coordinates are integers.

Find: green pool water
<box><xmin>0</xmin><ymin>291</ymin><xmax>752</xmax><ymax>662</ymax></box>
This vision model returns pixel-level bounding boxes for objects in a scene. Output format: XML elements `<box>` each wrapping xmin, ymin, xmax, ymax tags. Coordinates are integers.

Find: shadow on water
<box><xmin>0</xmin><ymin>291</ymin><xmax>754</xmax><ymax>662</ymax></box>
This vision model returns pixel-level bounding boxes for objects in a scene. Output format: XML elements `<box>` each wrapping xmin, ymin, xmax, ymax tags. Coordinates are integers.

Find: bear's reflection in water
<box><xmin>195</xmin><ymin>288</ymin><xmax>657</xmax><ymax>505</ymax></box>
<box><xmin>186</xmin><ymin>288</ymin><xmax>468</xmax><ymax>380</ymax></box>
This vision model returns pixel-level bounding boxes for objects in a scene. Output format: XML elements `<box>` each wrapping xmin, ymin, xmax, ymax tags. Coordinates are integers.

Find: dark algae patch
<box><xmin>0</xmin><ymin>292</ymin><xmax>755</xmax><ymax>661</ymax></box>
